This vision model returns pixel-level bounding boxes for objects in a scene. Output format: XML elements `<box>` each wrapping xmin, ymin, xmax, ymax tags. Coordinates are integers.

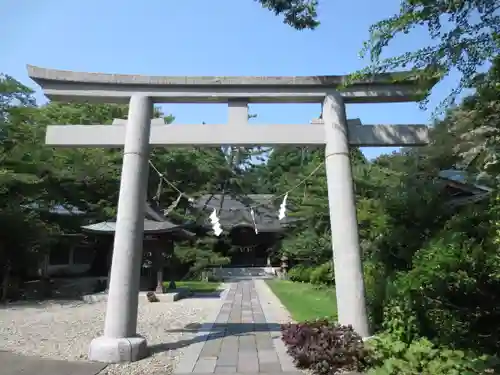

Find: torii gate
<box><xmin>28</xmin><ymin>65</ymin><xmax>436</xmax><ymax>363</ymax></box>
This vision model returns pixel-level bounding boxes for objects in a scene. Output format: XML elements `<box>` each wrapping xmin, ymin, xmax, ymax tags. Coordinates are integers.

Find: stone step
<box><xmin>211</xmin><ymin>267</ymin><xmax>277</xmax><ymax>280</ymax></box>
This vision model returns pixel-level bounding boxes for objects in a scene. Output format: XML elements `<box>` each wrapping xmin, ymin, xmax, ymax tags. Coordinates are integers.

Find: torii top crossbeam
<box><xmin>28</xmin><ymin>65</ymin><xmax>437</xmax><ymax>148</ymax></box>
<box><xmin>27</xmin><ymin>65</ymin><xmax>437</xmax><ymax>104</ymax></box>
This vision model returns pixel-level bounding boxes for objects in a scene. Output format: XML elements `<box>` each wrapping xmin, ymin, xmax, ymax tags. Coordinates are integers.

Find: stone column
<box><xmin>323</xmin><ymin>92</ymin><xmax>369</xmax><ymax>338</ymax></box>
<box><xmin>88</xmin><ymin>95</ymin><xmax>153</xmax><ymax>363</ymax></box>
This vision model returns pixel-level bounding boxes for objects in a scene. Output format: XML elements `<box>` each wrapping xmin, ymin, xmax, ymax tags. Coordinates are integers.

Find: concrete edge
<box><xmin>252</xmin><ymin>279</ymin><xmax>297</xmax><ymax>372</ymax></box>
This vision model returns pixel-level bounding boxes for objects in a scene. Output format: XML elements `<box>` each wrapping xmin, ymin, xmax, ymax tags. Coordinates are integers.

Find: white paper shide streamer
<box><xmin>278</xmin><ymin>192</ymin><xmax>288</xmax><ymax>220</ymax></box>
<box><xmin>250</xmin><ymin>208</ymin><xmax>259</xmax><ymax>234</ymax></box>
<box><xmin>209</xmin><ymin>208</ymin><xmax>223</xmax><ymax>236</ymax></box>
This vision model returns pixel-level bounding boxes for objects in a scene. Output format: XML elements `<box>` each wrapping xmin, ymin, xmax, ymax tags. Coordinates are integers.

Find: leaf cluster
<box><xmin>281</xmin><ymin>320</ymin><xmax>369</xmax><ymax>374</ymax></box>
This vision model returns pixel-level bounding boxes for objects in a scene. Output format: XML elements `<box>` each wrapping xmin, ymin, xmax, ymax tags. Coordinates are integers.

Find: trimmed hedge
<box><xmin>287</xmin><ymin>265</ymin><xmax>313</xmax><ymax>282</ymax></box>
<box><xmin>287</xmin><ymin>262</ymin><xmax>334</xmax><ymax>285</ymax></box>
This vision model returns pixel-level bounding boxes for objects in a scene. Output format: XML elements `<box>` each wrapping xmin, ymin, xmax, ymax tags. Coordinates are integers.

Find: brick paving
<box><xmin>174</xmin><ymin>280</ymin><xmax>301</xmax><ymax>375</ymax></box>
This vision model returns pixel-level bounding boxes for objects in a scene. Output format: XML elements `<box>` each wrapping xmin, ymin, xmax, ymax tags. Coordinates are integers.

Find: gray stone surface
<box><xmin>27</xmin><ymin>65</ymin><xmax>437</xmax><ymax>104</ymax></box>
<box><xmin>87</xmin><ymin>335</ymin><xmax>148</xmax><ymax>363</ymax></box>
<box><xmin>174</xmin><ymin>280</ymin><xmax>299</xmax><ymax>374</ymax></box>
<box><xmin>324</xmin><ymin>92</ymin><xmax>369</xmax><ymax>338</ymax></box>
<box><xmin>45</xmin><ymin>123</ymin><xmax>429</xmax><ymax>148</ymax></box>
<box><xmin>27</xmin><ymin>64</ymin><xmax>429</xmax><ymax>86</ymax></box>
<box><xmin>0</xmin><ymin>351</ymin><xmax>107</xmax><ymax>375</ymax></box>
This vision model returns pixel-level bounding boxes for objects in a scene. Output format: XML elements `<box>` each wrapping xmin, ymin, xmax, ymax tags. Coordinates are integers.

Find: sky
<box><xmin>1</xmin><ymin>0</ymin><xmax>460</xmax><ymax>160</ymax></box>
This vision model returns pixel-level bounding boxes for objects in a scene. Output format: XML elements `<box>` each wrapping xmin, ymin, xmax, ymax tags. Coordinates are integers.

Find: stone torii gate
<box><xmin>28</xmin><ymin>65</ymin><xmax>436</xmax><ymax>363</ymax></box>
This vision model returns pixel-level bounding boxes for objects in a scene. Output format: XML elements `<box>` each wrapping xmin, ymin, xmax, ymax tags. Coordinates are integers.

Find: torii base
<box><xmin>88</xmin><ymin>335</ymin><xmax>149</xmax><ymax>363</ymax></box>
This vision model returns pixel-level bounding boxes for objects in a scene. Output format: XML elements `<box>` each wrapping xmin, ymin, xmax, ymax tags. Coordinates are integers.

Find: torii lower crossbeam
<box><xmin>28</xmin><ymin>65</ymin><xmax>436</xmax><ymax>365</ymax></box>
<box><xmin>45</xmin><ymin>122</ymin><xmax>428</xmax><ymax>147</ymax></box>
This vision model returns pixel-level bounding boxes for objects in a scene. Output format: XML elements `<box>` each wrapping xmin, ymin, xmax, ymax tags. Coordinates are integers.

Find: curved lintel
<box><xmin>26</xmin><ymin>65</ymin><xmax>439</xmax><ymax>104</ymax></box>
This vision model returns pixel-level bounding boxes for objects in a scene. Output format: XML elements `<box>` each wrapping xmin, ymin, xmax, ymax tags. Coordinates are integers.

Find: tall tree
<box><xmin>256</xmin><ymin>0</ymin><xmax>500</xmax><ymax>108</ymax></box>
<box><xmin>0</xmin><ymin>75</ymin><xmax>57</xmax><ymax>301</ymax></box>
<box><xmin>359</xmin><ymin>0</ymin><xmax>500</xmax><ymax>108</ymax></box>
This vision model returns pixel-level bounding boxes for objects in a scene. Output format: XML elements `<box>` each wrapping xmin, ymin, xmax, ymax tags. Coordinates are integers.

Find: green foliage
<box><xmin>0</xmin><ymin>73</ymin><xmax>253</xmax><ymax>298</ymax></box>
<box><xmin>309</xmin><ymin>261</ymin><xmax>333</xmax><ymax>285</ymax></box>
<box><xmin>282</xmin><ymin>228</ymin><xmax>331</xmax><ymax>265</ymax></box>
<box><xmin>260</xmin><ymin>0</ymin><xmax>498</xmax><ymax>111</ymax></box>
<box><xmin>175</xmin><ymin>239</ymin><xmax>231</xmax><ymax>278</ymax></box>
<box><xmin>451</xmin><ymin>56</ymin><xmax>500</xmax><ymax>176</ymax></box>
<box><xmin>385</xmin><ymin>211</ymin><xmax>500</xmax><ymax>353</ymax></box>
<box><xmin>287</xmin><ymin>265</ymin><xmax>313</xmax><ymax>282</ymax></box>
<box><xmin>255</xmin><ymin>0</ymin><xmax>319</xmax><ymax>30</ymax></box>
<box><xmin>267</xmin><ymin>54</ymin><xmax>500</xmax><ymax>373</ymax></box>
<box><xmin>363</xmin><ymin>260</ymin><xmax>388</xmax><ymax>330</ymax></box>
<box><xmin>0</xmin><ymin>76</ymin><xmax>60</xmax><ymax>300</ymax></box>
<box><xmin>366</xmin><ymin>335</ymin><xmax>500</xmax><ymax>375</ymax></box>
<box><xmin>358</xmin><ymin>0</ymin><xmax>499</xmax><ymax>109</ymax></box>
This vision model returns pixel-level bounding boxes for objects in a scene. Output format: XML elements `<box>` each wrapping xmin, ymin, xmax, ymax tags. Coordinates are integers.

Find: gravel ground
<box><xmin>0</xmin><ymin>294</ymin><xmax>225</xmax><ymax>375</ymax></box>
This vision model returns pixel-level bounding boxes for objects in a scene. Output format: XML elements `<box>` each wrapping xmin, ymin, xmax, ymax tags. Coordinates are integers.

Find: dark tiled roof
<box><xmin>438</xmin><ymin>169</ymin><xmax>492</xmax><ymax>193</ymax></box>
<box><xmin>438</xmin><ymin>169</ymin><xmax>491</xmax><ymax>207</ymax></box>
<box><xmin>81</xmin><ymin>201</ymin><xmax>194</xmax><ymax>237</ymax></box>
<box><xmin>192</xmin><ymin>194</ymin><xmax>294</xmax><ymax>232</ymax></box>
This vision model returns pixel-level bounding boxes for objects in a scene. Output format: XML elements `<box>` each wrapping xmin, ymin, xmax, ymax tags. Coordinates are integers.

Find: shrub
<box><xmin>281</xmin><ymin>320</ymin><xmax>368</xmax><ymax>375</ymax></box>
<box><xmin>363</xmin><ymin>260</ymin><xmax>388</xmax><ymax>331</ymax></box>
<box><xmin>386</xmin><ymin>228</ymin><xmax>500</xmax><ymax>353</ymax></box>
<box><xmin>365</xmin><ymin>334</ymin><xmax>500</xmax><ymax>374</ymax></box>
<box><xmin>309</xmin><ymin>262</ymin><xmax>333</xmax><ymax>285</ymax></box>
<box><xmin>288</xmin><ymin>265</ymin><xmax>313</xmax><ymax>283</ymax></box>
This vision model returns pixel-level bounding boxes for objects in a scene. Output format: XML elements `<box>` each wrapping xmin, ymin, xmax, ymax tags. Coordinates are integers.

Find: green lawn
<box><xmin>163</xmin><ymin>281</ymin><xmax>221</xmax><ymax>293</ymax></box>
<box><xmin>266</xmin><ymin>279</ymin><xmax>337</xmax><ymax>322</ymax></box>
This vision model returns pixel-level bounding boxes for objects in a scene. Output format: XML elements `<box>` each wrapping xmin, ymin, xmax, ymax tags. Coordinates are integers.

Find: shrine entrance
<box><xmin>192</xmin><ymin>194</ymin><xmax>287</xmax><ymax>267</ymax></box>
<box><xmin>228</xmin><ymin>228</ymin><xmax>279</xmax><ymax>267</ymax></box>
<box><xmin>30</xmin><ymin>64</ymin><xmax>437</xmax><ymax>363</ymax></box>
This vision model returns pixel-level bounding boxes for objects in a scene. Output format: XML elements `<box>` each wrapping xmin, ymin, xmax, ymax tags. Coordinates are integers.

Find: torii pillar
<box><xmin>323</xmin><ymin>92</ymin><xmax>367</xmax><ymax>335</ymax></box>
<box><xmin>28</xmin><ymin>65</ymin><xmax>437</xmax><ymax>363</ymax></box>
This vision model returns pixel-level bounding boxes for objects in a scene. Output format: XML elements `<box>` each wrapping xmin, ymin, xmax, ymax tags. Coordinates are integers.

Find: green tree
<box><xmin>0</xmin><ymin>75</ymin><xmax>58</xmax><ymax>301</ymax></box>
<box><xmin>257</xmin><ymin>0</ymin><xmax>499</xmax><ymax>108</ymax></box>
<box><xmin>255</xmin><ymin>0</ymin><xmax>319</xmax><ymax>30</ymax></box>
<box><xmin>359</xmin><ymin>0</ymin><xmax>500</xmax><ymax>107</ymax></box>
<box><xmin>451</xmin><ymin>56</ymin><xmax>500</xmax><ymax>179</ymax></box>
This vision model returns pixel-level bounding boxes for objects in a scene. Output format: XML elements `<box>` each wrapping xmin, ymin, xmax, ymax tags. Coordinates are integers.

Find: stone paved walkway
<box><xmin>174</xmin><ymin>280</ymin><xmax>301</xmax><ymax>375</ymax></box>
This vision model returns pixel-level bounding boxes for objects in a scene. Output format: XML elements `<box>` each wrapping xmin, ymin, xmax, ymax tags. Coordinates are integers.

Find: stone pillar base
<box><xmin>88</xmin><ymin>335</ymin><xmax>149</xmax><ymax>363</ymax></box>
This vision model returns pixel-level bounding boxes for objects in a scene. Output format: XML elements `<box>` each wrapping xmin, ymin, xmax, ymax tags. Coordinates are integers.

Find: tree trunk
<box><xmin>39</xmin><ymin>253</ymin><xmax>52</xmax><ymax>298</ymax></box>
<box><xmin>154</xmin><ymin>246</ymin><xmax>165</xmax><ymax>293</ymax></box>
<box><xmin>1</xmin><ymin>263</ymin><xmax>11</xmax><ymax>303</ymax></box>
